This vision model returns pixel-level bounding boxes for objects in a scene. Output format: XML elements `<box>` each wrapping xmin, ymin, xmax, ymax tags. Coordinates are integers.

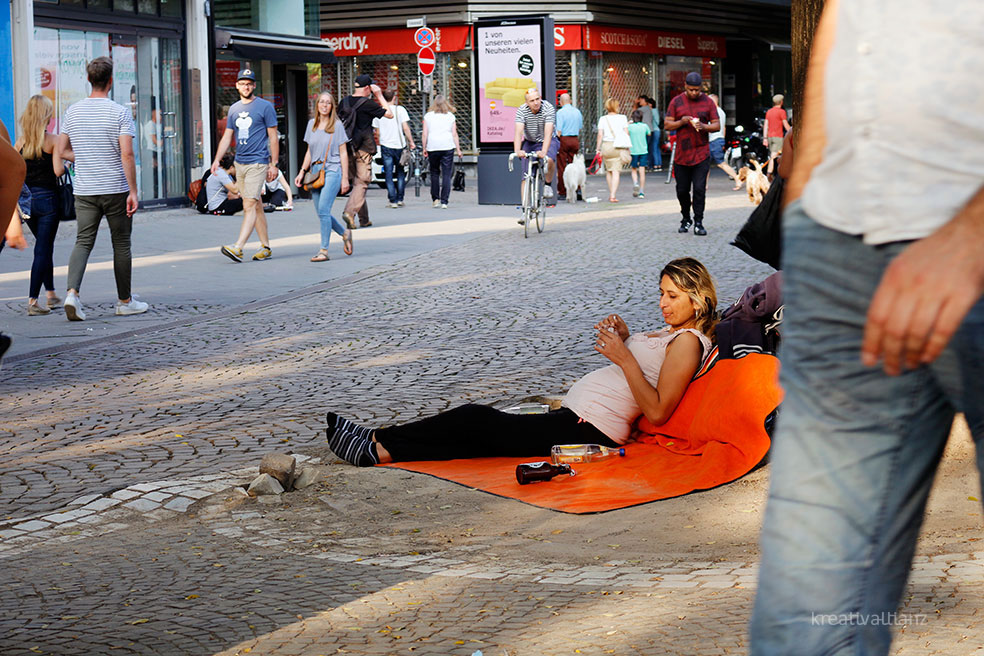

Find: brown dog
<box><xmin>737</xmin><ymin>160</ymin><xmax>770</xmax><ymax>205</ymax></box>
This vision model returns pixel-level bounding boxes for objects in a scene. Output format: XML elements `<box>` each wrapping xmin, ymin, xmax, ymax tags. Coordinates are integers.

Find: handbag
<box><xmin>56</xmin><ymin>167</ymin><xmax>76</xmax><ymax>222</ymax></box>
<box><xmin>731</xmin><ymin>175</ymin><xmax>784</xmax><ymax>270</ymax></box>
<box><xmin>452</xmin><ymin>156</ymin><xmax>465</xmax><ymax>192</ymax></box>
<box><xmin>397</xmin><ymin>112</ymin><xmax>413</xmax><ymax>168</ymax></box>
<box><xmin>302</xmin><ymin>161</ymin><xmax>325</xmax><ymax>191</ymax></box>
<box><xmin>605</xmin><ymin>116</ymin><xmax>632</xmax><ymax>165</ymax></box>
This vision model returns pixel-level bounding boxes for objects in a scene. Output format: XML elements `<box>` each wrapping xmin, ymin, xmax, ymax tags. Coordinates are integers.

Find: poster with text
<box><xmin>476</xmin><ymin>23</ymin><xmax>543</xmax><ymax>144</ymax></box>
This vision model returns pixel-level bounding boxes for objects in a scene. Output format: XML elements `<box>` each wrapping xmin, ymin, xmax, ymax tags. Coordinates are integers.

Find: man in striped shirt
<box><xmin>513</xmin><ymin>89</ymin><xmax>560</xmax><ymax>204</ymax></box>
<box><xmin>56</xmin><ymin>56</ymin><xmax>147</xmax><ymax>321</ymax></box>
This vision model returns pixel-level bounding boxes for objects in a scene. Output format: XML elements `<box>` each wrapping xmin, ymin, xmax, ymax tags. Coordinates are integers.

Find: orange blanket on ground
<box><xmin>382</xmin><ymin>354</ymin><xmax>782</xmax><ymax>514</ymax></box>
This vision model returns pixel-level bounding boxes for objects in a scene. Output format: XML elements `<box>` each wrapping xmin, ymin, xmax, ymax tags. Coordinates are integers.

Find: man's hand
<box><xmin>538</xmin><ymin>148</ymin><xmax>548</xmax><ymax>160</ymax></box>
<box><xmin>266</xmin><ymin>164</ymin><xmax>278</xmax><ymax>182</ymax></box>
<box><xmin>515</xmin><ymin>150</ymin><xmax>527</xmax><ymax>158</ymax></box>
<box><xmin>862</xmin><ymin>212</ymin><xmax>984</xmax><ymax>375</ymax></box>
<box><xmin>210</xmin><ymin>160</ymin><xmax>220</xmax><ymax>175</ymax></box>
<box><xmin>126</xmin><ymin>191</ymin><xmax>138</xmax><ymax>217</ymax></box>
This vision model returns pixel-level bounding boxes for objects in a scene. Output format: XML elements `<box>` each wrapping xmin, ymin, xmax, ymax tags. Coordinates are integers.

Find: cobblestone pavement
<box><xmin>2</xmin><ymin>183</ymin><xmax>982</xmax><ymax>655</ymax></box>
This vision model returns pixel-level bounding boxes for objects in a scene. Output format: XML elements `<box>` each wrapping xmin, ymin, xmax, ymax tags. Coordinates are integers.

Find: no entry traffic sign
<box><xmin>417</xmin><ymin>46</ymin><xmax>436</xmax><ymax>76</ymax></box>
<box><xmin>414</xmin><ymin>27</ymin><xmax>435</xmax><ymax>48</ymax></box>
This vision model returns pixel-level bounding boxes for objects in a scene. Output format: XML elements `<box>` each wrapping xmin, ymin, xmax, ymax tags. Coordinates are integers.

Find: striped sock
<box><xmin>325</xmin><ymin>413</ymin><xmax>378</xmax><ymax>467</ymax></box>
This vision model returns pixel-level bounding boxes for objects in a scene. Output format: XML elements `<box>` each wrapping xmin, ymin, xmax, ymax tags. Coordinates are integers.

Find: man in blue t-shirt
<box><xmin>210</xmin><ymin>67</ymin><xmax>279</xmax><ymax>262</ymax></box>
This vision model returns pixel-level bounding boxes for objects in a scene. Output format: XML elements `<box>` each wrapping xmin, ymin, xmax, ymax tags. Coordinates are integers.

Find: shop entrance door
<box><xmin>287</xmin><ymin>68</ymin><xmax>309</xmax><ymax>189</ymax></box>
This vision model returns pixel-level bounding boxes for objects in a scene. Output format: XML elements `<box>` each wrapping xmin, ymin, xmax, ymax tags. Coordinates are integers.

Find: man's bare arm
<box><xmin>0</xmin><ymin>120</ymin><xmax>26</xmax><ymax>236</ymax></box>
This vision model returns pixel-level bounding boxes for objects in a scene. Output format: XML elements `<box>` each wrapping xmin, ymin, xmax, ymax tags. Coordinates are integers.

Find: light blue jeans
<box><xmin>750</xmin><ymin>201</ymin><xmax>984</xmax><ymax>655</ymax></box>
<box><xmin>311</xmin><ymin>169</ymin><xmax>346</xmax><ymax>250</ymax></box>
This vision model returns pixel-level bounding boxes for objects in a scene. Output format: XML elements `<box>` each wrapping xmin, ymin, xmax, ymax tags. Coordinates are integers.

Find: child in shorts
<box><xmin>628</xmin><ymin>109</ymin><xmax>652</xmax><ymax>198</ymax></box>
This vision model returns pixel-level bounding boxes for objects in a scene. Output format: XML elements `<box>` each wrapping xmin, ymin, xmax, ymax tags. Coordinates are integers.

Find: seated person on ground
<box><xmin>206</xmin><ymin>153</ymin><xmax>243</xmax><ymax>215</ymax></box>
<box><xmin>327</xmin><ymin>257</ymin><xmax>718</xmax><ymax>466</ymax></box>
<box><xmin>262</xmin><ymin>169</ymin><xmax>292</xmax><ymax>210</ymax></box>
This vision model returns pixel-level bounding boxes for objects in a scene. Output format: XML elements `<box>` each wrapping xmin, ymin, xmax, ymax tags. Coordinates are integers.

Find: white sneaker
<box><xmin>387</xmin><ymin>202</ymin><xmax>399</xmax><ymax>208</ymax></box>
<box><xmin>116</xmin><ymin>298</ymin><xmax>149</xmax><ymax>316</ymax></box>
<box><xmin>543</xmin><ymin>186</ymin><xmax>554</xmax><ymax>199</ymax></box>
<box><xmin>440</xmin><ymin>203</ymin><xmax>448</xmax><ymax>209</ymax></box>
<box><xmin>64</xmin><ymin>292</ymin><xmax>86</xmax><ymax>321</ymax></box>
<box><xmin>432</xmin><ymin>199</ymin><xmax>441</xmax><ymax>208</ymax></box>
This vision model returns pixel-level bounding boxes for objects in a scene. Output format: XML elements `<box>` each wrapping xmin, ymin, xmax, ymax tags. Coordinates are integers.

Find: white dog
<box><xmin>563</xmin><ymin>153</ymin><xmax>586</xmax><ymax>204</ymax></box>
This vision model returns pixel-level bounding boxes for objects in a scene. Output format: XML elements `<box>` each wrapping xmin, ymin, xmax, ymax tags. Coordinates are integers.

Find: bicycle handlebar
<box><xmin>507</xmin><ymin>151</ymin><xmax>541</xmax><ymax>172</ymax></box>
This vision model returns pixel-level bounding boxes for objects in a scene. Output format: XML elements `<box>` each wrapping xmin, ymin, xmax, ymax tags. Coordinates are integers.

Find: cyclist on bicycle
<box><xmin>513</xmin><ymin>88</ymin><xmax>560</xmax><ymax>206</ymax></box>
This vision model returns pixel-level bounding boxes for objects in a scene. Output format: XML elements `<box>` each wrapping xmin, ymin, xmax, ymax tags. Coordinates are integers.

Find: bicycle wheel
<box><xmin>535</xmin><ymin>165</ymin><xmax>546</xmax><ymax>233</ymax></box>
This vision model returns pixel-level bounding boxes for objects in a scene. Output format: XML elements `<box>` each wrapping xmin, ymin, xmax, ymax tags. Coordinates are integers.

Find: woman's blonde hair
<box><xmin>19</xmin><ymin>94</ymin><xmax>54</xmax><ymax>160</ymax></box>
<box><xmin>604</xmin><ymin>97</ymin><xmax>619</xmax><ymax>114</ymax></box>
<box><xmin>428</xmin><ymin>95</ymin><xmax>455</xmax><ymax>114</ymax></box>
<box><xmin>660</xmin><ymin>257</ymin><xmax>719</xmax><ymax>339</ymax></box>
<box><xmin>312</xmin><ymin>92</ymin><xmax>337</xmax><ymax>133</ymax></box>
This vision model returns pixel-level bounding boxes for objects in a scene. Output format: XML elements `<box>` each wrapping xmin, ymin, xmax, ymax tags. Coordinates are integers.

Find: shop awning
<box><xmin>215</xmin><ymin>27</ymin><xmax>337</xmax><ymax>65</ymax></box>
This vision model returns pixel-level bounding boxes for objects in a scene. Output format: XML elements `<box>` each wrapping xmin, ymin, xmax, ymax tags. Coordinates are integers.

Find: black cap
<box><xmin>354</xmin><ymin>74</ymin><xmax>373</xmax><ymax>88</ymax></box>
<box><xmin>685</xmin><ymin>72</ymin><xmax>702</xmax><ymax>86</ymax></box>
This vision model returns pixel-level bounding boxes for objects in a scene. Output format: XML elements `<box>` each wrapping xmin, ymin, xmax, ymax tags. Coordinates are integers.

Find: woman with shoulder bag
<box><xmin>596</xmin><ymin>98</ymin><xmax>631</xmax><ymax>203</ymax></box>
<box><xmin>14</xmin><ymin>95</ymin><xmax>62</xmax><ymax>315</ymax></box>
<box><xmin>295</xmin><ymin>92</ymin><xmax>353</xmax><ymax>261</ymax></box>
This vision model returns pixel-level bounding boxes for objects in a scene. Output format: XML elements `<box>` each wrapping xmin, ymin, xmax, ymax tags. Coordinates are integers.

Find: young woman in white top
<box><xmin>325</xmin><ymin>258</ymin><xmax>718</xmax><ymax>466</ymax></box>
<box><xmin>421</xmin><ymin>95</ymin><xmax>462</xmax><ymax>209</ymax></box>
<box><xmin>595</xmin><ymin>97</ymin><xmax>632</xmax><ymax>203</ymax></box>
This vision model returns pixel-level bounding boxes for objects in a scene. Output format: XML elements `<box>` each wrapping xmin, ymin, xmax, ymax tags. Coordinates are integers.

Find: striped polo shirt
<box><xmin>62</xmin><ymin>98</ymin><xmax>136</xmax><ymax>196</ymax></box>
<box><xmin>514</xmin><ymin>100</ymin><xmax>556</xmax><ymax>143</ymax></box>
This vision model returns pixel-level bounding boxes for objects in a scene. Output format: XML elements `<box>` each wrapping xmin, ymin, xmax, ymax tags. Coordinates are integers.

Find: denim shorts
<box><xmin>708</xmin><ymin>138</ymin><xmax>725</xmax><ymax>164</ymax></box>
<box><xmin>629</xmin><ymin>154</ymin><xmax>647</xmax><ymax>168</ymax></box>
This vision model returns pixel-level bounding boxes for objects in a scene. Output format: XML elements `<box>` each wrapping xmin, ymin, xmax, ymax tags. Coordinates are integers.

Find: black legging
<box><xmin>375</xmin><ymin>404</ymin><xmax>619</xmax><ymax>462</ymax></box>
<box><xmin>674</xmin><ymin>157</ymin><xmax>711</xmax><ymax>222</ymax></box>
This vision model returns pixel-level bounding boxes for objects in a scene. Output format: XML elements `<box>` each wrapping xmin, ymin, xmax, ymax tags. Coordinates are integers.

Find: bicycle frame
<box><xmin>508</xmin><ymin>152</ymin><xmax>546</xmax><ymax>238</ymax></box>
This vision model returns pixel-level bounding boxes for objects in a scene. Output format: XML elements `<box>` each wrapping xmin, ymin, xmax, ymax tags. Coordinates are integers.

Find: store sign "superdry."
<box><xmin>321</xmin><ymin>26</ymin><xmax>470</xmax><ymax>56</ymax></box>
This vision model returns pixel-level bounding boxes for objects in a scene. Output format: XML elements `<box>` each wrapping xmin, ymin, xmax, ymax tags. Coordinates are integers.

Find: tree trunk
<box><xmin>791</xmin><ymin>0</ymin><xmax>827</xmax><ymax>113</ymax></box>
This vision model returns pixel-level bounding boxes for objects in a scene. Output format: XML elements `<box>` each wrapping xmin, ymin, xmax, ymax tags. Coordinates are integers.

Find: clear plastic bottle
<box><xmin>550</xmin><ymin>444</ymin><xmax>626</xmax><ymax>465</ymax></box>
<box><xmin>503</xmin><ymin>403</ymin><xmax>550</xmax><ymax>415</ymax></box>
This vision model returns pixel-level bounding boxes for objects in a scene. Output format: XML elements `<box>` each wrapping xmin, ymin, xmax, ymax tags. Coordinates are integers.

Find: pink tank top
<box><xmin>561</xmin><ymin>329</ymin><xmax>712</xmax><ymax>444</ymax></box>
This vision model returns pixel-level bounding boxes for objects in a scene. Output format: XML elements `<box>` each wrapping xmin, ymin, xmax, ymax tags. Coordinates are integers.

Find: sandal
<box><xmin>609</xmin><ymin>197</ymin><xmax>619</xmax><ymax>203</ymax></box>
<box><xmin>310</xmin><ymin>250</ymin><xmax>330</xmax><ymax>262</ymax></box>
<box><xmin>342</xmin><ymin>229</ymin><xmax>353</xmax><ymax>256</ymax></box>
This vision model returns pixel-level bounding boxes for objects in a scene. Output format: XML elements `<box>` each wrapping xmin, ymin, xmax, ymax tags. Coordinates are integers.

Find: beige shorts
<box><xmin>768</xmin><ymin>136</ymin><xmax>784</xmax><ymax>155</ymax></box>
<box><xmin>235</xmin><ymin>162</ymin><xmax>269</xmax><ymax>200</ymax></box>
<box><xmin>601</xmin><ymin>142</ymin><xmax>624</xmax><ymax>172</ymax></box>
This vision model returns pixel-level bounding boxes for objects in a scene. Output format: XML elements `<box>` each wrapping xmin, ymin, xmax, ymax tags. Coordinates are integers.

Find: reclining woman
<box><xmin>327</xmin><ymin>257</ymin><xmax>718</xmax><ymax>466</ymax></box>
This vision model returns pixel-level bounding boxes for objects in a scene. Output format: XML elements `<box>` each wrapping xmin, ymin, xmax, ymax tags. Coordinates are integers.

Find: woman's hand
<box><xmin>594</xmin><ymin>314</ymin><xmax>630</xmax><ymax>341</ymax></box>
<box><xmin>595</xmin><ymin>327</ymin><xmax>632</xmax><ymax>366</ymax></box>
<box><xmin>293</xmin><ymin>171</ymin><xmax>304</xmax><ymax>188</ymax></box>
<box><xmin>341</xmin><ymin>178</ymin><xmax>350</xmax><ymax>194</ymax></box>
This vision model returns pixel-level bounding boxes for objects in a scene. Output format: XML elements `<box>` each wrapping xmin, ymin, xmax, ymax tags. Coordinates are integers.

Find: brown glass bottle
<box><xmin>515</xmin><ymin>461</ymin><xmax>575</xmax><ymax>485</ymax></box>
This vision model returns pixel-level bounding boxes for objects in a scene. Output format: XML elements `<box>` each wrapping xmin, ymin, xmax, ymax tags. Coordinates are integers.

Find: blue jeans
<box><xmin>428</xmin><ymin>150</ymin><xmax>453</xmax><ymax>204</ymax></box>
<box><xmin>649</xmin><ymin>131</ymin><xmax>662</xmax><ymax>167</ymax></box>
<box><xmin>380</xmin><ymin>145</ymin><xmax>406</xmax><ymax>203</ymax></box>
<box><xmin>311</xmin><ymin>169</ymin><xmax>346</xmax><ymax>250</ymax></box>
<box><xmin>26</xmin><ymin>187</ymin><xmax>59</xmax><ymax>299</ymax></box>
<box><xmin>750</xmin><ymin>201</ymin><xmax>984</xmax><ymax>656</ymax></box>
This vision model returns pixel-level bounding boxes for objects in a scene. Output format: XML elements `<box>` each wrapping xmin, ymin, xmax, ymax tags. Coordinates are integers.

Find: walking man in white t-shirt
<box><xmin>56</xmin><ymin>56</ymin><xmax>148</xmax><ymax>321</ymax></box>
<box><xmin>373</xmin><ymin>89</ymin><xmax>415</xmax><ymax>208</ymax></box>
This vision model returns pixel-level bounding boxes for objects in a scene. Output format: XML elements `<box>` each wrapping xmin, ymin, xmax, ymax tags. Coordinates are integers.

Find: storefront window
<box><xmin>115</xmin><ymin>0</ymin><xmax>135</xmax><ymax>10</ymax></box>
<box><xmin>33</xmin><ymin>25</ymin><xmax>185</xmax><ymax>203</ymax></box>
<box><xmin>160</xmin><ymin>0</ymin><xmax>181</xmax><ymax>17</ymax></box>
<box><xmin>137</xmin><ymin>0</ymin><xmax>156</xmax><ymax>14</ymax></box>
<box><xmin>659</xmin><ymin>56</ymin><xmax>722</xmax><ymax>108</ymax></box>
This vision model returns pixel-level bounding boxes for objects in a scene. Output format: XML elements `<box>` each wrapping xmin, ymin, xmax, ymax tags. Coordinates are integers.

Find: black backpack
<box><xmin>339</xmin><ymin>96</ymin><xmax>371</xmax><ymax>152</ymax></box>
<box><xmin>193</xmin><ymin>170</ymin><xmax>211</xmax><ymax>214</ymax></box>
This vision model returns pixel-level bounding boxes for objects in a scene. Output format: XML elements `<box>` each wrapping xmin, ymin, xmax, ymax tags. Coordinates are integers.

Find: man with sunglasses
<box><xmin>211</xmin><ymin>67</ymin><xmax>279</xmax><ymax>262</ymax></box>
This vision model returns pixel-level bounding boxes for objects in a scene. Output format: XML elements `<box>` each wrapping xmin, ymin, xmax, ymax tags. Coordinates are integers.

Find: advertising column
<box><xmin>474</xmin><ymin>15</ymin><xmax>555</xmax><ymax>205</ymax></box>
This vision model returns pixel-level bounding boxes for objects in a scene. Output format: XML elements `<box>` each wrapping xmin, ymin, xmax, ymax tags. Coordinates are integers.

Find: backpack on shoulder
<box><xmin>338</xmin><ymin>96</ymin><xmax>372</xmax><ymax>153</ymax></box>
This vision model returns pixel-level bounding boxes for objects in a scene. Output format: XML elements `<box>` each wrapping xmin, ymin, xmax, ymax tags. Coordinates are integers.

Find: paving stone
<box><xmin>123</xmin><ymin>498</ymin><xmax>161</xmax><ymax>512</ymax></box>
